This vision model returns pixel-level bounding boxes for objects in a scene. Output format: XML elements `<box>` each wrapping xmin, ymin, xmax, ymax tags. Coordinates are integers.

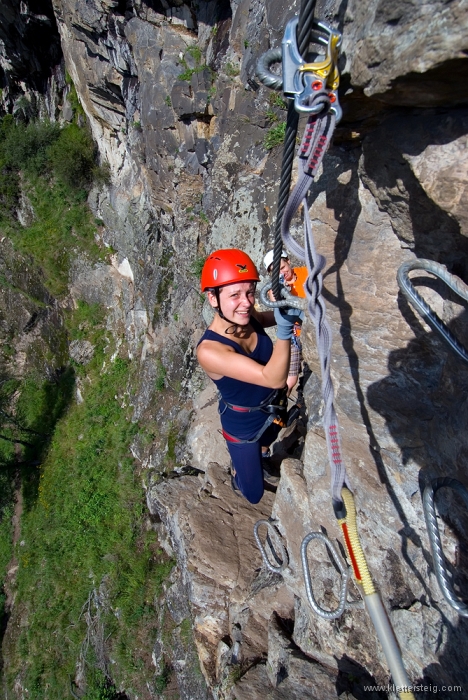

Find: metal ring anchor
<box><xmin>256</xmin><ymin>47</ymin><xmax>283</xmax><ymax>90</ymax></box>
<box><xmin>397</xmin><ymin>259</ymin><xmax>468</xmax><ymax>364</ymax></box>
<box><xmin>254</xmin><ymin>519</ymin><xmax>289</xmax><ymax>574</ymax></box>
<box><xmin>259</xmin><ymin>281</ymin><xmax>307</xmax><ymax>310</ymax></box>
<box><xmin>301</xmin><ymin>531</ymin><xmax>351</xmax><ymax>619</ymax></box>
<box><xmin>422</xmin><ymin>477</ymin><xmax>468</xmax><ymax>617</ymax></box>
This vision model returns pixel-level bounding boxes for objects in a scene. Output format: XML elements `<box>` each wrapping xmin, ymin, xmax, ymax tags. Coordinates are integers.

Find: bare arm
<box><xmin>197</xmin><ymin>337</ymin><xmax>290</xmax><ymax>389</ymax></box>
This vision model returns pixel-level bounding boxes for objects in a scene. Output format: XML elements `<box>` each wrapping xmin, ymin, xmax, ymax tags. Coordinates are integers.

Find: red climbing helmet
<box><xmin>200</xmin><ymin>249</ymin><xmax>260</xmax><ymax>291</ymax></box>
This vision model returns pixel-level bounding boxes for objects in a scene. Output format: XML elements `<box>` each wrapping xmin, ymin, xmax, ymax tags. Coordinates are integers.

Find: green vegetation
<box><xmin>65</xmin><ymin>72</ymin><xmax>85</xmax><ymax>120</ymax></box>
<box><xmin>155</xmin><ymin>358</ymin><xmax>167</xmax><ymax>391</ymax></box>
<box><xmin>186</xmin><ymin>45</ymin><xmax>202</xmax><ymax>65</ymax></box>
<box><xmin>154</xmin><ymin>663</ymin><xmax>172</xmax><ymax>693</ymax></box>
<box><xmin>269</xmin><ymin>92</ymin><xmax>287</xmax><ymax>109</ymax></box>
<box><xmin>164</xmin><ymin>95</ymin><xmax>171</xmax><ymax>107</ymax></box>
<box><xmin>0</xmin><ymin>108</ymin><xmax>177</xmax><ymax>698</ymax></box>
<box><xmin>2</xmin><ymin>303</ymin><xmax>174</xmax><ymax>698</ymax></box>
<box><xmin>178</xmin><ymin>45</ymin><xmax>210</xmax><ymax>81</ymax></box>
<box><xmin>0</xmin><ymin>115</ymin><xmax>108</xmax><ymax>296</ymax></box>
<box><xmin>264</xmin><ymin>121</ymin><xmax>286</xmax><ymax>150</ymax></box>
<box><xmin>179</xmin><ymin>617</ymin><xmax>192</xmax><ymax>647</ymax></box>
<box><xmin>190</xmin><ymin>255</ymin><xmax>206</xmax><ymax>279</ymax></box>
<box><xmin>265</xmin><ymin>108</ymin><xmax>279</xmax><ymax>122</ymax></box>
<box><xmin>225</xmin><ymin>61</ymin><xmax>240</xmax><ymax>77</ymax></box>
<box><xmin>166</xmin><ymin>421</ymin><xmax>178</xmax><ymax>464</ymax></box>
<box><xmin>82</xmin><ymin>670</ymin><xmax>121</xmax><ymax>700</ymax></box>
<box><xmin>207</xmin><ymin>84</ymin><xmax>217</xmax><ymax>105</ymax></box>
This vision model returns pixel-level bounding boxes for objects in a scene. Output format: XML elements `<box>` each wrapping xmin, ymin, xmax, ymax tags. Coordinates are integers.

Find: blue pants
<box><xmin>225</xmin><ymin>423</ymin><xmax>281</xmax><ymax>504</ymax></box>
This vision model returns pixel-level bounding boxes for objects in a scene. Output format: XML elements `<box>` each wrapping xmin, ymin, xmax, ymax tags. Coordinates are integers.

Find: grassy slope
<box><xmin>5</xmin><ymin>339</ymin><xmax>173</xmax><ymax>698</ymax></box>
<box><xmin>0</xmin><ymin>115</ymin><xmax>174</xmax><ymax>698</ymax></box>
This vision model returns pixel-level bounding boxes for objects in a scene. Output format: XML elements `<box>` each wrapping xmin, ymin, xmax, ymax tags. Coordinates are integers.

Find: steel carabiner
<box><xmin>254</xmin><ymin>519</ymin><xmax>289</xmax><ymax>574</ymax></box>
<box><xmin>301</xmin><ymin>531</ymin><xmax>351</xmax><ymax>619</ymax></box>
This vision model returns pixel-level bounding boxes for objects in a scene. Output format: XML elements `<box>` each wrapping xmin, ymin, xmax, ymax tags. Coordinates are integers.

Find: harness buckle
<box><xmin>282</xmin><ymin>17</ymin><xmax>342</xmax><ymax>121</ymax></box>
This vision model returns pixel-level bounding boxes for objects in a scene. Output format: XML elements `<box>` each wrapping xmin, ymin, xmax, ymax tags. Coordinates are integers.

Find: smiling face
<box><xmin>268</xmin><ymin>257</ymin><xmax>294</xmax><ymax>282</ymax></box>
<box><xmin>208</xmin><ymin>281</ymin><xmax>256</xmax><ymax>325</ymax></box>
<box><xmin>279</xmin><ymin>258</ymin><xmax>294</xmax><ymax>282</ymax></box>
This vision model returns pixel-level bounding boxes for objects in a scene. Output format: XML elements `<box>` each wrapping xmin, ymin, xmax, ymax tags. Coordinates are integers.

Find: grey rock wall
<box><xmin>2</xmin><ymin>0</ymin><xmax>468</xmax><ymax>698</ymax></box>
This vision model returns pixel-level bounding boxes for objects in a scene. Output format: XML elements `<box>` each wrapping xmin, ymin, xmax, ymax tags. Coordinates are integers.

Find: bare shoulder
<box><xmin>197</xmin><ymin>337</ymin><xmax>234</xmax><ymax>376</ymax></box>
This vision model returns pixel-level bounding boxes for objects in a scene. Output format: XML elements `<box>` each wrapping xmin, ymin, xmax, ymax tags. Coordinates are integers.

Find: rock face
<box><xmin>2</xmin><ymin>0</ymin><xmax>468</xmax><ymax>698</ymax></box>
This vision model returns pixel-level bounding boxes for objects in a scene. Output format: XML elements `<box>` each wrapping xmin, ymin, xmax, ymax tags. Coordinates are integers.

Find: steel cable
<box><xmin>268</xmin><ymin>0</ymin><xmax>318</xmax><ymax>302</ymax></box>
<box><xmin>422</xmin><ymin>477</ymin><xmax>468</xmax><ymax>617</ymax></box>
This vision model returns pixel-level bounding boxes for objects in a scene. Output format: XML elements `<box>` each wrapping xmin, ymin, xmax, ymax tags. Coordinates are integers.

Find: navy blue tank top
<box><xmin>198</xmin><ymin>317</ymin><xmax>274</xmax><ymax>438</ymax></box>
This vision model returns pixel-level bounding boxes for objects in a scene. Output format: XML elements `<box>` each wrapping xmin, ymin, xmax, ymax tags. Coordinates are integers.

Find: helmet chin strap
<box><xmin>213</xmin><ymin>288</ymin><xmax>244</xmax><ymax>334</ymax></box>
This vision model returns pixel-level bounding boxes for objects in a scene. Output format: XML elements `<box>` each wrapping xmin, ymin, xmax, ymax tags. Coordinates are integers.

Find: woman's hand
<box><xmin>274</xmin><ymin>306</ymin><xmax>304</xmax><ymax>339</ymax></box>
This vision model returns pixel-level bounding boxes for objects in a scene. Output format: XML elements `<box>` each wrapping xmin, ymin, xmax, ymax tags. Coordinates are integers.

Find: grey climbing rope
<box><xmin>256</xmin><ymin>0</ymin><xmax>347</xmax><ymax>510</ymax></box>
<box><xmin>301</xmin><ymin>531</ymin><xmax>351</xmax><ymax>619</ymax></box>
<box><xmin>422</xmin><ymin>477</ymin><xmax>468</xmax><ymax>617</ymax></box>
<box><xmin>397</xmin><ymin>259</ymin><xmax>468</xmax><ymax>364</ymax></box>
<box><xmin>279</xmin><ymin>109</ymin><xmax>351</xmax><ymax>512</ymax></box>
<box><xmin>254</xmin><ymin>519</ymin><xmax>289</xmax><ymax>574</ymax></box>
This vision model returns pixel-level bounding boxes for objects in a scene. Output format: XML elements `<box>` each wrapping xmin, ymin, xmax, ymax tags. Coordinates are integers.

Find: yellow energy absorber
<box><xmin>338</xmin><ymin>489</ymin><xmax>415</xmax><ymax>700</ymax></box>
<box><xmin>338</xmin><ymin>488</ymin><xmax>375</xmax><ymax>595</ymax></box>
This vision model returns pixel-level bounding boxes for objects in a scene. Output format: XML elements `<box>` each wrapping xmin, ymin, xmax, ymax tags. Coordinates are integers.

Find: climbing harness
<box><xmin>397</xmin><ymin>259</ymin><xmax>468</xmax><ymax>364</ymax></box>
<box><xmin>254</xmin><ymin>6</ymin><xmax>416</xmax><ymax>697</ymax></box>
<box><xmin>221</xmin><ymin>387</ymin><xmax>288</xmax><ymax>416</ymax></box>
<box><xmin>220</xmin><ymin>387</ymin><xmax>288</xmax><ymax>444</ymax></box>
<box><xmin>422</xmin><ymin>477</ymin><xmax>468</xmax><ymax>617</ymax></box>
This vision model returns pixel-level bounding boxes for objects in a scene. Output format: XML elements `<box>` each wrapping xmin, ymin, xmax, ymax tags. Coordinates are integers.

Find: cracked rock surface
<box><xmin>1</xmin><ymin>0</ymin><xmax>468</xmax><ymax>697</ymax></box>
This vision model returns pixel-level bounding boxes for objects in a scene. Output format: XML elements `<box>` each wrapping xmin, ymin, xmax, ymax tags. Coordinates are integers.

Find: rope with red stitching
<box><xmin>281</xmin><ymin>104</ymin><xmax>351</xmax><ymax>514</ymax></box>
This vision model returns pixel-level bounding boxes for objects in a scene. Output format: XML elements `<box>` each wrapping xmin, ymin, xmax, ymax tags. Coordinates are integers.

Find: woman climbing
<box><xmin>197</xmin><ymin>249</ymin><xmax>302</xmax><ymax>504</ymax></box>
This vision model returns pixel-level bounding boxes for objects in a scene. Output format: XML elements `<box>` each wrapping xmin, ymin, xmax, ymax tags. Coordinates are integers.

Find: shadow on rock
<box><xmin>336</xmin><ymin>654</ymin><xmax>387</xmax><ymax>700</ymax></box>
<box><xmin>367</xmin><ymin>305</ymin><xmax>468</xmax><ymax>694</ymax></box>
